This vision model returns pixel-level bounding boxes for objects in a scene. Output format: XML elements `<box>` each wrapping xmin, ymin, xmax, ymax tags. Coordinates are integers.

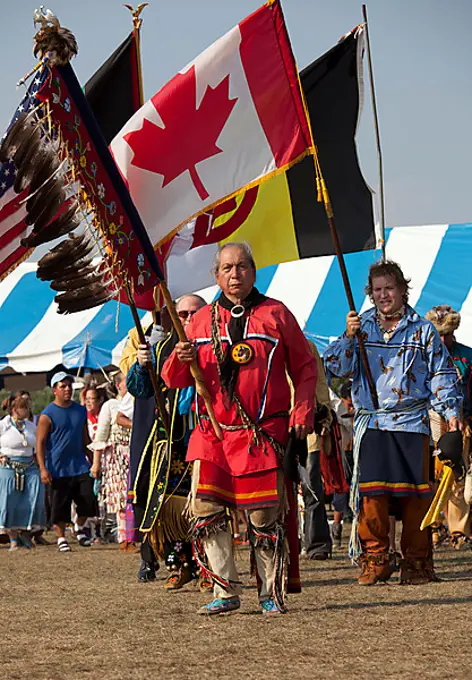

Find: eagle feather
<box><xmin>50</xmin><ymin>269</ymin><xmax>108</xmax><ymax>293</ymax></box>
<box><xmin>37</xmin><ymin>237</ymin><xmax>94</xmax><ymax>279</ymax></box>
<box><xmin>56</xmin><ymin>286</ymin><xmax>118</xmax><ymax>314</ymax></box>
<box><xmin>21</xmin><ymin>201</ymin><xmax>80</xmax><ymax>248</ymax></box>
<box><xmin>0</xmin><ymin>114</ymin><xmax>28</xmax><ymax>163</ymax></box>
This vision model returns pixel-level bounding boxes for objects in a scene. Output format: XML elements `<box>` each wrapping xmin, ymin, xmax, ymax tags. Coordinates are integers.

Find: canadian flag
<box><xmin>111</xmin><ymin>0</ymin><xmax>312</xmax><ymax>250</ymax></box>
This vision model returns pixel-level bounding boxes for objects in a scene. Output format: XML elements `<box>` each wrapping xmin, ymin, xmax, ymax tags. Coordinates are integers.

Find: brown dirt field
<box><xmin>0</xmin><ymin>534</ymin><xmax>471</xmax><ymax>680</ymax></box>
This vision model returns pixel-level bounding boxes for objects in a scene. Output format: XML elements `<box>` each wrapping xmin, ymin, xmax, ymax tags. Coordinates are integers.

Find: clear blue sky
<box><xmin>2</xmin><ymin>0</ymin><xmax>471</xmax><ymax>227</ymax></box>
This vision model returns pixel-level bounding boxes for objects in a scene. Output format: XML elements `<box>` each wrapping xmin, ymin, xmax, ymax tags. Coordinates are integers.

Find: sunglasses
<box><xmin>177</xmin><ymin>310</ymin><xmax>197</xmax><ymax>320</ymax></box>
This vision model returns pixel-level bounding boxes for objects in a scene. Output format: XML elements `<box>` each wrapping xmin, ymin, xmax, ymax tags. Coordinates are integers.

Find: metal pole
<box><xmin>362</xmin><ymin>4</ymin><xmax>386</xmax><ymax>261</ymax></box>
<box><xmin>125</xmin><ymin>4</ymin><xmax>162</xmax><ymax>324</ymax></box>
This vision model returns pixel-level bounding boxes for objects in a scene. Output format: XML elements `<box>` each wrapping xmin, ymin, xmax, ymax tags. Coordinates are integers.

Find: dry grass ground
<box><xmin>0</xmin><ymin>533</ymin><xmax>471</xmax><ymax>680</ymax></box>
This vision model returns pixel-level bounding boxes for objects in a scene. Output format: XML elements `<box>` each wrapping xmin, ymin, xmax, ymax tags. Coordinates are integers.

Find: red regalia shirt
<box><xmin>162</xmin><ymin>297</ymin><xmax>316</xmax><ymax>478</ymax></box>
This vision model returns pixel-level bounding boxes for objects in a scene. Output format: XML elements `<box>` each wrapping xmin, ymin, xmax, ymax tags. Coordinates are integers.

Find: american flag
<box><xmin>0</xmin><ymin>66</ymin><xmax>50</xmax><ymax>281</ymax></box>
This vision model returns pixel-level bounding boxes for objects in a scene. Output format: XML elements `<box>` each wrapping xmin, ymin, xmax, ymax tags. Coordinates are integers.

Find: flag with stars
<box><xmin>0</xmin><ymin>67</ymin><xmax>50</xmax><ymax>281</ymax></box>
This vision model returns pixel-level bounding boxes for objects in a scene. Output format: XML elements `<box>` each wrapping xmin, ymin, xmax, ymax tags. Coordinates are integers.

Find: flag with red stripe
<box><xmin>111</xmin><ymin>0</ymin><xmax>313</xmax><ymax>251</ymax></box>
<box><xmin>0</xmin><ymin>69</ymin><xmax>50</xmax><ymax>281</ymax></box>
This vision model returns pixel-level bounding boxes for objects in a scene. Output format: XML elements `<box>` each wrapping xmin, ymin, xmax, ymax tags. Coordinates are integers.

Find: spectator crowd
<box><xmin>0</xmin><ymin>244</ymin><xmax>470</xmax><ymax>617</ymax></box>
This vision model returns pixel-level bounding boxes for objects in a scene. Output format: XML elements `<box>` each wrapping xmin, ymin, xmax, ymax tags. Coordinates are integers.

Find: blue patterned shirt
<box><xmin>324</xmin><ymin>305</ymin><xmax>462</xmax><ymax>434</ymax></box>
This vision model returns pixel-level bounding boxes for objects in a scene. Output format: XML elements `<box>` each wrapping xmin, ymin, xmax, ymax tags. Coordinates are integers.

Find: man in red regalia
<box><xmin>160</xmin><ymin>242</ymin><xmax>316</xmax><ymax>615</ymax></box>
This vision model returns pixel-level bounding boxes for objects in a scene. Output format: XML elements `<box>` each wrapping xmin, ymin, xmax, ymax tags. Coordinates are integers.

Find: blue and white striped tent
<box><xmin>1</xmin><ymin>223</ymin><xmax>471</xmax><ymax>374</ymax></box>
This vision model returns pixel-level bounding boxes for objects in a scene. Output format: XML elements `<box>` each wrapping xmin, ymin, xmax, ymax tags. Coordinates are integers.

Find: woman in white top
<box><xmin>90</xmin><ymin>372</ymin><xmax>136</xmax><ymax>551</ymax></box>
<box><xmin>0</xmin><ymin>395</ymin><xmax>45</xmax><ymax>550</ymax></box>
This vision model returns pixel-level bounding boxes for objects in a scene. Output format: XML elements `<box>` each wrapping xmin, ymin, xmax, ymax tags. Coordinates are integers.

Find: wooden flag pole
<box><xmin>362</xmin><ymin>5</ymin><xmax>386</xmax><ymax>261</ymax></box>
<box><xmin>297</xmin><ymin>30</ymin><xmax>380</xmax><ymax>409</ymax></box>
<box><xmin>124</xmin><ymin>3</ymin><xmax>148</xmax><ymax>105</ymax></box>
<box><xmin>159</xmin><ymin>281</ymin><xmax>224</xmax><ymax>441</ymax></box>
<box><xmin>124</xmin><ymin>281</ymin><xmax>170</xmax><ymax>436</ymax></box>
<box><xmin>123</xmin><ymin>4</ymin><xmax>221</xmax><ymax>438</ymax></box>
<box><xmin>316</xmin><ymin>161</ymin><xmax>380</xmax><ymax>409</ymax></box>
<box><xmin>125</xmin><ymin>3</ymin><xmax>161</xmax><ymax>324</ymax></box>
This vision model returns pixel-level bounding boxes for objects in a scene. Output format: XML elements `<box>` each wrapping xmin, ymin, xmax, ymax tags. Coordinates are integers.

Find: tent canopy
<box><xmin>1</xmin><ymin>223</ymin><xmax>471</xmax><ymax>374</ymax></box>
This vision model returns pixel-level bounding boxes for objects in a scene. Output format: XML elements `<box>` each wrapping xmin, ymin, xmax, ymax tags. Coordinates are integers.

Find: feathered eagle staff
<box><xmin>1</xmin><ymin>7</ymin><xmax>222</xmax><ymax>438</ymax></box>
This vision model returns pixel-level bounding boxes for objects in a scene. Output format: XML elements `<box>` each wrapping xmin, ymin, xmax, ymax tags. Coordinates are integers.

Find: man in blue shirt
<box><xmin>325</xmin><ymin>260</ymin><xmax>462</xmax><ymax>586</ymax></box>
<box><xmin>36</xmin><ymin>372</ymin><xmax>97</xmax><ymax>552</ymax></box>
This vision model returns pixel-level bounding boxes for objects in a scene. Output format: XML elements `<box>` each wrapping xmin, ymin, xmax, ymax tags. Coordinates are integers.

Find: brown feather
<box><xmin>21</xmin><ymin>201</ymin><xmax>80</xmax><ymax>247</ymax></box>
<box><xmin>55</xmin><ymin>281</ymin><xmax>110</xmax><ymax>304</ymax></box>
<box><xmin>37</xmin><ymin>232</ymin><xmax>88</xmax><ymax>269</ymax></box>
<box><xmin>33</xmin><ymin>26</ymin><xmax>78</xmax><ymax>66</ymax></box>
<box><xmin>50</xmin><ymin>269</ymin><xmax>108</xmax><ymax>293</ymax></box>
<box><xmin>0</xmin><ymin>114</ymin><xmax>28</xmax><ymax>162</ymax></box>
<box><xmin>29</xmin><ymin>187</ymin><xmax>66</xmax><ymax>234</ymax></box>
<box><xmin>37</xmin><ymin>237</ymin><xmax>94</xmax><ymax>278</ymax></box>
<box><xmin>14</xmin><ymin>139</ymin><xmax>47</xmax><ymax>193</ymax></box>
<box><xmin>12</xmin><ymin>123</ymin><xmax>42</xmax><ymax>172</ymax></box>
<box><xmin>42</xmin><ymin>254</ymin><xmax>96</xmax><ymax>282</ymax></box>
<box><xmin>56</xmin><ymin>287</ymin><xmax>118</xmax><ymax>315</ymax></box>
<box><xmin>26</xmin><ymin>176</ymin><xmax>62</xmax><ymax>223</ymax></box>
<box><xmin>37</xmin><ymin>249</ymin><xmax>95</xmax><ymax>282</ymax></box>
<box><xmin>29</xmin><ymin>151</ymin><xmax>61</xmax><ymax>195</ymax></box>
<box><xmin>50</xmin><ymin>263</ymin><xmax>98</xmax><ymax>290</ymax></box>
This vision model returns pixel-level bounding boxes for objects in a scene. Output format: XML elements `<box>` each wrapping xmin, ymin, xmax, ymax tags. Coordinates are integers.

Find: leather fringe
<box><xmin>150</xmin><ymin>495</ymin><xmax>190</xmax><ymax>561</ymax></box>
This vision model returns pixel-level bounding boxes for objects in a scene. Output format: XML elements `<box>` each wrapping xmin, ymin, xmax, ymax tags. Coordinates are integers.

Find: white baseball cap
<box><xmin>50</xmin><ymin>371</ymin><xmax>75</xmax><ymax>388</ymax></box>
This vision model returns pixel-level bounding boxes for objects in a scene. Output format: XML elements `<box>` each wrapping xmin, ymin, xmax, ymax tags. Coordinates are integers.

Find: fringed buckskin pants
<box><xmin>190</xmin><ymin>461</ymin><xmax>284</xmax><ymax>601</ymax></box>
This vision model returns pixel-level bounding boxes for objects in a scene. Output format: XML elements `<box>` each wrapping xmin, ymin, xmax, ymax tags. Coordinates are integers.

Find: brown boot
<box><xmin>400</xmin><ymin>557</ymin><xmax>440</xmax><ymax>585</ymax></box>
<box><xmin>164</xmin><ymin>566</ymin><xmax>193</xmax><ymax>590</ymax></box>
<box><xmin>358</xmin><ymin>553</ymin><xmax>394</xmax><ymax>586</ymax></box>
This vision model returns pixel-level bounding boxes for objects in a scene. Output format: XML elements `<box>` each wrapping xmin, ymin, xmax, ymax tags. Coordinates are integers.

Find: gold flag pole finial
<box><xmin>124</xmin><ymin>3</ymin><xmax>147</xmax><ymax>106</ymax></box>
<box><xmin>123</xmin><ymin>3</ymin><xmax>148</xmax><ymax>31</ymax></box>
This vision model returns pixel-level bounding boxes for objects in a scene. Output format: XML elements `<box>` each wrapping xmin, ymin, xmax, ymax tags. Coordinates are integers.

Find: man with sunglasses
<box><xmin>126</xmin><ymin>294</ymin><xmax>207</xmax><ymax>588</ymax></box>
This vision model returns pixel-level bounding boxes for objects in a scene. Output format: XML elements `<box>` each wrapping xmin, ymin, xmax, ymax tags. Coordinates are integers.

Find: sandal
<box><xmin>18</xmin><ymin>532</ymin><xmax>34</xmax><ymax>549</ymax></box>
<box><xmin>58</xmin><ymin>538</ymin><xmax>71</xmax><ymax>552</ymax></box>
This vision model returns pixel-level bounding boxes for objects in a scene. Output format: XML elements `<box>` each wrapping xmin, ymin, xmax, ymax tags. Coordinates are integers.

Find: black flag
<box><xmin>289</xmin><ymin>27</ymin><xmax>375</xmax><ymax>256</ymax></box>
<box><xmin>84</xmin><ymin>33</ymin><xmax>141</xmax><ymax>146</ymax></box>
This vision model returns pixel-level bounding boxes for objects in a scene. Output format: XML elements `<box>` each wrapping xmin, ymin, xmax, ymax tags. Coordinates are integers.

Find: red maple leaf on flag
<box><xmin>124</xmin><ymin>65</ymin><xmax>238</xmax><ymax>200</ymax></box>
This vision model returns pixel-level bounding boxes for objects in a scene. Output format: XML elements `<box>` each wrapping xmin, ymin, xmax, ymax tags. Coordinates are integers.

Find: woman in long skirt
<box><xmin>90</xmin><ymin>373</ymin><xmax>137</xmax><ymax>551</ymax></box>
<box><xmin>0</xmin><ymin>395</ymin><xmax>45</xmax><ymax>550</ymax></box>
